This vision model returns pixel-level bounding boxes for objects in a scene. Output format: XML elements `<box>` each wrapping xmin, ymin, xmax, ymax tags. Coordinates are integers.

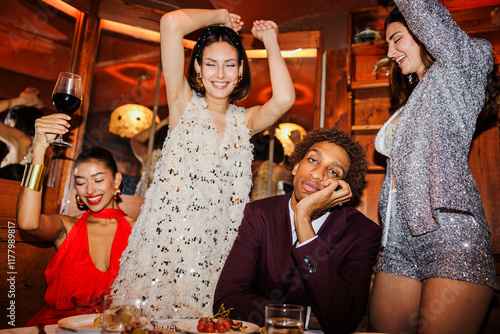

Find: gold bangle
<box><xmin>21</xmin><ymin>164</ymin><xmax>46</xmax><ymax>191</ymax></box>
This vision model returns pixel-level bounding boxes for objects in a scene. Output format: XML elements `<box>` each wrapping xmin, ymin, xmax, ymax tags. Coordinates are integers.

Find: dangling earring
<box><xmin>237</xmin><ymin>73</ymin><xmax>243</xmax><ymax>84</ymax></box>
<box><xmin>113</xmin><ymin>188</ymin><xmax>121</xmax><ymax>200</ymax></box>
<box><xmin>408</xmin><ymin>74</ymin><xmax>413</xmax><ymax>85</ymax></box>
<box><xmin>196</xmin><ymin>73</ymin><xmax>203</xmax><ymax>89</ymax></box>
<box><xmin>76</xmin><ymin>195</ymin><xmax>84</xmax><ymax>206</ymax></box>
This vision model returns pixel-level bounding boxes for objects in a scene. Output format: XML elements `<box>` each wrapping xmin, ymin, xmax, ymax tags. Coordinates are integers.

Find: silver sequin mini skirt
<box><xmin>376</xmin><ymin>196</ymin><xmax>500</xmax><ymax>291</ymax></box>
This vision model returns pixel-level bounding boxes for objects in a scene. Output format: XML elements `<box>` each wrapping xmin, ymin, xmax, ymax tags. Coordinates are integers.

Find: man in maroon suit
<box><xmin>214</xmin><ymin>128</ymin><xmax>382</xmax><ymax>334</ymax></box>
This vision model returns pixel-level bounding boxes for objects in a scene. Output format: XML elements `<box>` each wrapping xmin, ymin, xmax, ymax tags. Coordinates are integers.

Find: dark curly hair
<box><xmin>187</xmin><ymin>25</ymin><xmax>251</xmax><ymax>101</ymax></box>
<box><xmin>285</xmin><ymin>128</ymin><xmax>368</xmax><ymax>200</ymax></box>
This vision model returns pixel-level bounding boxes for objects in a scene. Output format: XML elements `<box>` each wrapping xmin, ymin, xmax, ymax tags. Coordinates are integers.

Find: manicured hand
<box><xmin>251</xmin><ymin>20</ymin><xmax>278</xmax><ymax>42</ymax></box>
<box><xmin>33</xmin><ymin>113</ymin><xmax>71</xmax><ymax>149</ymax></box>
<box><xmin>19</xmin><ymin>87</ymin><xmax>44</xmax><ymax>109</ymax></box>
<box><xmin>228</xmin><ymin>13</ymin><xmax>243</xmax><ymax>33</ymax></box>
<box><xmin>296</xmin><ymin>179</ymin><xmax>353</xmax><ymax>219</ymax></box>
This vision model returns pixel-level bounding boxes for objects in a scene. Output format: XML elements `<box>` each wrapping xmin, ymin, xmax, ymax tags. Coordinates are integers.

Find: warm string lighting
<box><xmin>247</xmin><ymin>48</ymin><xmax>317</xmax><ymax>59</ymax></box>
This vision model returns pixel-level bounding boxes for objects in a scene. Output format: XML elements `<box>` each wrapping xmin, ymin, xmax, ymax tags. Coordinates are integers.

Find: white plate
<box><xmin>175</xmin><ymin>319</ymin><xmax>260</xmax><ymax>333</ymax></box>
<box><xmin>58</xmin><ymin>314</ymin><xmax>101</xmax><ymax>333</ymax></box>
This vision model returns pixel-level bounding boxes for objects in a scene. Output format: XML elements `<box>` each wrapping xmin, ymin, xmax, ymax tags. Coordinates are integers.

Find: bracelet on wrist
<box><xmin>21</xmin><ymin>164</ymin><xmax>46</xmax><ymax>191</ymax></box>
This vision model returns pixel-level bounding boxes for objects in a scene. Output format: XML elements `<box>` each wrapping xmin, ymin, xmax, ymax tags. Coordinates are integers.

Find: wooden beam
<box><xmin>95</xmin><ymin>50</ymin><xmax>160</xmax><ymax>68</ymax></box>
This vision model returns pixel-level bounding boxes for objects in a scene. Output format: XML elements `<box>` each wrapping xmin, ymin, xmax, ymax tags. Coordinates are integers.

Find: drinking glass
<box><xmin>47</xmin><ymin>72</ymin><xmax>82</xmax><ymax>147</ymax></box>
<box><xmin>265</xmin><ymin>304</ymin><xmax>304</xmax><ymax>334</ymax></box>
<box><xmin>102</xmin><ymin>294</ymin><xmax>147</xmax><ymax>334</ymax></box>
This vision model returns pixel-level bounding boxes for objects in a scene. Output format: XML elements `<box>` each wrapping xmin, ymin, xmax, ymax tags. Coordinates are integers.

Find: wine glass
<box><xmin>47</xmin><ymin>72</ymin><xmax>82</xmax><ymax>147</ymax></box>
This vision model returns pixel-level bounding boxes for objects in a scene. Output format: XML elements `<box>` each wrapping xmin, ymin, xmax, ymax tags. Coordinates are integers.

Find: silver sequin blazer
<box><xmin>379</xmin><ymin>0</ymin><xmax>493</xmax><ymax>236</ymax></box>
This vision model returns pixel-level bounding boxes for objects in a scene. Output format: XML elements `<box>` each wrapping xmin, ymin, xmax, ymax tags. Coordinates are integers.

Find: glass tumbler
<box><xmin>265</xmin><ymin>304</ymin><xmax>304</xmax><ymax>334</ymax></box>
<box><xmin>102</xmin><ymin>294</ymin><xmax>147</xmax><ymax>334</ymax></box>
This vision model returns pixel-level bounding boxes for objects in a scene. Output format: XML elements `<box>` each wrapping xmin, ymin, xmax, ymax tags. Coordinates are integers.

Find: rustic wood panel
<box><xmin>469</xmin><ymin>124</ymin><xmax>500</xmax><ymax>253</ymax></box>
<box><xmin>0</xmin><ymin>179</ymin><xmax>59</xmax><ymax>329</ymax></box>
<box><xmin>0</xmin><ymin>179</ymin><xmax>59</xmax><ymax>218</ymax></box>
<box><xmin>356</xmin><ymin>171</ymin><xmax>385</xmax><ymax>225</ymax></box>
<box><xmin>352</xmin><ymin>87</ymin><xmax>391</xmax><ymax>126</ymax></box>
<box><xmin>0</xmin><ymin>0</ymin><xmax>74</xmax><ymax>82</ymax></box>
<box><xmin>324</xmin><ymin>49</ymin><xmax>350</xmax><ymax>132</ymax></box>
<box><xmin>353</xmin><ymin>55</ymin><xmax>387</xmax><ymax>82</ymax></box>
<box><xmin>0</xmin><ymin>238</ymin><xmax>54</xmax><ymax>328</ymax></box>
<box><xmin>354</xmin><ymin>131</ymin><xmax>387</xmax><ymax>170</ymax></box>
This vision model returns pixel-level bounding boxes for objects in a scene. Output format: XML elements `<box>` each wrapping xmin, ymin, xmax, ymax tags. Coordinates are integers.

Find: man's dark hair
<box><xmin>286</xmin><ymin>128</ymin><xmax>368</xmax><ymax>199</ymax></box>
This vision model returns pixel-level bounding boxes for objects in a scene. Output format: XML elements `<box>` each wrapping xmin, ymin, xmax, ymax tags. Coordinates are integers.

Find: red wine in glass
<box><xmin>47</xmin><ymin>72</ymin><xmax>82</xmax><ymax>147</ymax></box>
<box><xmin>52</xmin><ymin>93</ymin><xmax>81</xmax><ymax>116</ymax></box>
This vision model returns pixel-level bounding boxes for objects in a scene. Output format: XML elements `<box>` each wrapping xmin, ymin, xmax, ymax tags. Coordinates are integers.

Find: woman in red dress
<box><xmin>17</xmin><ymin>113</ymin><xmax>136</xmax><ymax>326</ymax></box>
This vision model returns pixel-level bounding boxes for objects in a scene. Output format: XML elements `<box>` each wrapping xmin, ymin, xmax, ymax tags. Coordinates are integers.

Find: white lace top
<box><xmin>112</xmin><ymin>93</ymin><xmax>253</xmax><ymax>319</ymax></box>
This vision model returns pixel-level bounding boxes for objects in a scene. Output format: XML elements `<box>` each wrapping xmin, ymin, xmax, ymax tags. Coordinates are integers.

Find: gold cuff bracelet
<box><xmin>21</xmin><ymin>164</ymin><xmax>46</xmax><ymax>192</ymax></box>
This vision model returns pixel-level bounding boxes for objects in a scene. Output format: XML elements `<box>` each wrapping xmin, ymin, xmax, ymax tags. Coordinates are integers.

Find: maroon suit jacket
<box><xmin>214</xmin><ymin>194</ymin><xmax>382</xmax><ymax>334</ymax></box>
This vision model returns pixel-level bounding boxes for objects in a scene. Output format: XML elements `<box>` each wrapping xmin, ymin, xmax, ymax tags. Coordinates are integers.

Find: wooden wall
<box><xmin>0</xmin><ymin>179</ymin><xmax>59</xmax><ymax>328</ymax></box>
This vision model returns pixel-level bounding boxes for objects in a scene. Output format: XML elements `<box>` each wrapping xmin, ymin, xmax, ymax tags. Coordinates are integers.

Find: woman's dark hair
<box><xmin>251</xmin><ymin>133</ymin><xmax>285</xmax><ymax>164</ymax></box>
<box><xmin>286</xmin><ymin>128</ymin><xmax>368</xmax><ymax>200</ymax></box>
<box><xmin>153</xmin><ymin>124</ymin><xmax>169</xmax><ymax>150</ymax></box>
<box><xmin>0</xmin><ymin>164</ymin><xmax>25</xmax><ymax>181</ymax></box>
<box><xmin>9</xmin><ymin>106</ymin><xmax>42</xmax><ymax>137</ymax></box>
<box><xmin>75</xmin><ymin>147</ymin><xmax>118</xmax><ymax>176</ymax></box>
<box><xmin>479</xmin><ymin>59</ymin><xmax>500</xmax><ymax>124</ymax></box>
<box><xmin>385</xmin><ymin>7</ymin><xmax>500</xmax><ymax>119</ymax></box>
<box><xmin>187</xmin><ymin>25</ymin><xmax>251</xmax><ymax>101</ymax></box>
<box><xmin>385</xmin><ymin>7</ymin><xmax>434</xmax><ymax>113</ymax></box>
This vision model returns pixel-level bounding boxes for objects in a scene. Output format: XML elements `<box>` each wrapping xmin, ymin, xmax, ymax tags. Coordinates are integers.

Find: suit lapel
<box><xmin>317</xmin><ymin>206</ymin><xmax>349</xmax><ymax>251</ymax></box>
<box><xmin>270</xmin><ymin>195</ymin><xmax>297</xmax><ymax>289</ymax></box>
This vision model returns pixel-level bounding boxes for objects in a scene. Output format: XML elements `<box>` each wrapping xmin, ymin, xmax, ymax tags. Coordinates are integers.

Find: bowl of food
<box><xmin>357</xmin><ymin>28</ymin><xmax>380</xmax><ymax>43</ymax></box>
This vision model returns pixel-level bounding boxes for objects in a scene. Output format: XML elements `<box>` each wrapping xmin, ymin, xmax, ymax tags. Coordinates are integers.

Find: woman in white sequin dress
<box><xmin>112</xmin><ymin>9</ymin><xmax>295</xmax><ymax>319</ymax></box>
<box><xmin>369</xmin><ymin>0</ymin><xmax>500</xmax><ymax>333</ymax></box>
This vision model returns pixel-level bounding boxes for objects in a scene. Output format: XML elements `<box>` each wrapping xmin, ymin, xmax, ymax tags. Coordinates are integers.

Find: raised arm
<box><xmin>160</xmin><ymin>9</ymin><xmax>242</xmax><ymax>131</ymax></box>
<box><xmin>394</xmin><ymin>0</ymin><xmax>491</xmax><ymax>69</ymax></box>
<box><xmin>0</xmin><ymin>122</ymin><xmax>32</xmax><ymax>162</ymax></box>
<box><xmin>245</xmin><ymin>21</ymin><xmax>295</xmax><ymax>135</ymax></box>
<box><xmin>16</xmin><ymin>113</ymin><xmax>72</xmax><ymax>244</ymax></box>
<box><xmin>0</xmin><ymin>87</ymin><xmax>44</xmax><ymax>113</ymax></box>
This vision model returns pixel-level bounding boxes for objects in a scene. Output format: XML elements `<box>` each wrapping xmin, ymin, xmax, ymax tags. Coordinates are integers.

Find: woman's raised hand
<box><xmin>18</xmin><ymin>87</ymin><xmax>44</xmax><ymax>109</ymax></box>
<box><xmin>33</xmin><ymin>113</ymin><xmax>71</xmax><ymax>150</ymax></box>
<box><xmin>251</xmin><ymin>20</ymin><xmax>278</xmax><ymax>42</ymax></box>
<box><xmin>228</xmin><ymin>13</ymin><xmax>243</xmax><ymax>33</ymax></box>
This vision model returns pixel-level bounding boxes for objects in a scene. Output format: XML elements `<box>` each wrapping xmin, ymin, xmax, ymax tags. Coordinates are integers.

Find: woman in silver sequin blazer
<box><xmin>368</xmin><ymin>0</ymin><xmax>500</xmax><ymax>333</ymax></box>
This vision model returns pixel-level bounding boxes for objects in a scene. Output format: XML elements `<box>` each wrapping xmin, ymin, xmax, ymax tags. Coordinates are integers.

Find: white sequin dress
<box><xmin>112</xmin><ymin>93</ymin><xmax>253</xmax><ymax>319</ymax></box>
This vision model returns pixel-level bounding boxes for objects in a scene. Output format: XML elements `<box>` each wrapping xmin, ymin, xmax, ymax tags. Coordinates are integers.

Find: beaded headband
<box><xmin>193</xmin><ymin>26</ymin><xmax>244</xmax><ymax>62</ymax></box>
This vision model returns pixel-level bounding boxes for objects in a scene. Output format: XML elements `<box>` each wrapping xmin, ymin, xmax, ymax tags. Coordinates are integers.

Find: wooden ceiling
<box><xmin>63</xmin><ymin>0</ymin><xmax>500</xmax><ymax>33</ymax></box>
<box><xmin>139</xmin><ymin>0</ymin><xmax>500</xmax><ymax>26</ymax></box>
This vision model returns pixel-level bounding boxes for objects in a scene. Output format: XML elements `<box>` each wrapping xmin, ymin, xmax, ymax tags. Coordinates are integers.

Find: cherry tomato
<box><xmin>216</xmin><ymin>319</ymin><xmax>231</xmax><ymax>333</ymax></box>
<box><xmin>196</xmin><ymin>322</ymin><xmax>206</xmax><ymax>332</ymax></box>
<box><xmin>205</xmin><ymin>322</ymin><xmax>216</xmax><ymax>333</ymax></box>
<box><xmin>198</xmin><ymin>317</ymin><xmax>207</xmax><ymax>324</ymax></box>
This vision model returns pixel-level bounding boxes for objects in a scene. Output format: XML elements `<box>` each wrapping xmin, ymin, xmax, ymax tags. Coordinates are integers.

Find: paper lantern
<box><xmin>109</xmin><ymin>104</ymin><xmax>159</xmax><ymax>138</ymax></box>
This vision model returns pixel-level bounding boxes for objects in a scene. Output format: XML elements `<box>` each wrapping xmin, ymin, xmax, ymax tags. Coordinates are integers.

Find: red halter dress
<box><xmin>26</xmin><ymin>208</ymin><xmax>131</xmax><ymax>326</ymax></box>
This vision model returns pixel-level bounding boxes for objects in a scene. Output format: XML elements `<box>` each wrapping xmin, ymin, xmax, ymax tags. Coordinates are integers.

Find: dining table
<box><xmin>0</xmin><ymin>320</ymin><xmax>324</xmax><ymax>334</ymax></box>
